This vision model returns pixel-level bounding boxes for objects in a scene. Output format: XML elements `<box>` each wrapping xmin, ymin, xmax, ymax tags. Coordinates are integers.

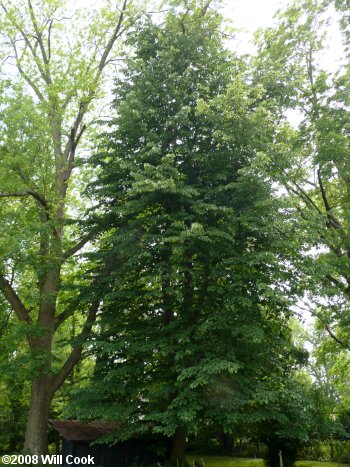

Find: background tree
<box><xmin>0</xmin><ymin>0</ymin><xmax>136</xmax><ymax>455</ymax></box>
<box><xmin>255</xmin><ymin>0</ymin><xmax>350</xmax><ymax>351</ymax></box>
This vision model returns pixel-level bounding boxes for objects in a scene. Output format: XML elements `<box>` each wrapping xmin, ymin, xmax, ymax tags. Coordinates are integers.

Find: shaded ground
<box><xmin>187</xmin><ymin>456</ymin><xmax>350</xmax><ymax>467</ymax></box>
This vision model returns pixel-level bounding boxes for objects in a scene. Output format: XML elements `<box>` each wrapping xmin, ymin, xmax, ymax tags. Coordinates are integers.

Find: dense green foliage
<box><xmin>66</xmin><ymin>4</ymin><xmax>312</xmax><ymax>463</ymax></box>
<box><xmin>1</xmin><ymin>0</ymin><xmax>350</xmax><ymax>464</ymax></box>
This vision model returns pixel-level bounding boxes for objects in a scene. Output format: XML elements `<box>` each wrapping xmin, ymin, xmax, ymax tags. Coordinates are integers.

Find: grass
<box><xmin>297</xmin><ymin>463</ymin><xmax>350</xmax><ymax>467</ymax></box>
<box><xmin>187</xmin><ymin>457</ymin><xmax>262</xmax><ymax>466</ymax></box>
<box><xmin>187</xmin><ymin>456</ymin><xmax>350</xmax><ymax>467</ymax></box>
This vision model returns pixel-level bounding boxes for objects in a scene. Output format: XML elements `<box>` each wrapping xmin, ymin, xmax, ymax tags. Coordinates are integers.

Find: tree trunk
<box><xmin>330</xmin><ymin>438</ymin><xmax>334</xmax><ymax>461</ymax></box>
<box><xmin>170</xmin><ymin>426</ymin><xmax>187</xmax><ymax>461</ymax></box>
<box><xmin>23</xmin><ymin>376</ymin><xmax>53</xmax><ymax>455</ymax></box>
<box><xmin>219</xmin><ymin>431</ymin><xmax>234</xmax><ymax>452</ymax></box>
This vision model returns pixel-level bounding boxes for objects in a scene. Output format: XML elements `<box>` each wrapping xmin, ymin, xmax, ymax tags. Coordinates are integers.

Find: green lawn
<box><xmin>187</xmin><ymin>456</ymin><xmax>350</xmax><ymax>467</ymax></box>
<box><xmin>187</xmin><ymin>457</ymin><xmax>261</xmax><ymax>467</ymax></box>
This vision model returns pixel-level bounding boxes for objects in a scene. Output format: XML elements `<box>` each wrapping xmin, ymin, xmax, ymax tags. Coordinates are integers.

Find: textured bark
<box><xmin>24</xmin><ymin>377</ymin><xmax>53</xmax><ymax>455</ymax></box>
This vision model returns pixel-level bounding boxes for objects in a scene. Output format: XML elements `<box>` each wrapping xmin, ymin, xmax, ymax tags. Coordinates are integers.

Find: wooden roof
<box><xmin>49</xmin><ymin>419</ymin><xmax>120</xmax><ymax>442</ymax></box>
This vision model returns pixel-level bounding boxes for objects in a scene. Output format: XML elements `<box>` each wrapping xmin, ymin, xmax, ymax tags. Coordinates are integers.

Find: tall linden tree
<box><xmin>70</xmin><ymin>1</ymin><xmax>298</xmax><ymax>462</ymax></box>
<box><xmin>0</xmin><ymin>0</ymin><xmax>137</xmax><ymax>455</ymax></box>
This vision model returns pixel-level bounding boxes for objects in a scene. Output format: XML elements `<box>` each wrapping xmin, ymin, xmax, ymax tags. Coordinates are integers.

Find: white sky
<box><xmin>222</xmin><ymin>0</ymin><xmax>344</xmax><ymax>69</ymax></box>
<box><xmin>74</xmin><ymin>0</ymin><xmax>344</xmax><ymax>73</ymax></box>
<box><xmin>224</xmin><ymin>0</ymin><xmax>287</xmax><ymax>38</ymax></box>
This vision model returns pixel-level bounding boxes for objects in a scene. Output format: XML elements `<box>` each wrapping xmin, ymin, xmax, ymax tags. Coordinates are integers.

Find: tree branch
<box><xmin>313</xmin><ymin>311</ymin><xmax>345</xmax><ymax>346</ymax></box>
<box><xmin>66</xmin><ymin>123</ymin><xmax>87</xmax><ymax>168</ymax></box>
<box><xmin>0</xmin><ymin>190</ymin><xmax>48</xmax><ymax>209</ymax></box>
<box><xmin>297</xmin><ymin>303</ymin><xmax>345</xmax><ymax>347</ymax></box>
<box><xmin>317</xmin><ymin>168</ymin><xmax>331</xmax><ymax>212</ymax></box>
<box><xmin>97</xmin><ymin>0</ymin><xmax>128</xmax><ymax>73</ymax></box>
<box><xmin>51</xmin><ymin>301</ymin><xmax>99</xmax><ymax>393</ymax></box>
<box><xmin>317</xmin><ymin>168</ymin><xmax>342</xmax><ymax>230</ymax></box>
<box><xmin>326</xmin><ymin>274</ymin><xmax>350</xmax><ymax>295</ymax></box>
<box><xmin>0</xmin><ymin>2</ymin><xmax>49</xmax><ymax>87</ymax></box>
<box><xmin>291</xmin><ymin>180</ymin><xmax>323</xmax><ymax>214</ymax></box>
<box><xmin>61</xmin><ymin>2</ymin><xmax>129</xmax><ymax>168</ymax></box>
<box><xmin>54</xmin><ymin>301</ymin><xmax>78</xmax><ymax>331</ymax></box>
<box><xmin>201</xmin><ymin>1</ymin><xmax>212</xmax><ymax>16</ymax></box>
<box><xmin>62</xmin><ymin>231</ymin><xmax>94</xmax><ymax>262</ymax></box>
<box><xmin>11</xmin><ymin>40</ymin><xmax>45</xmax><ymax>101</ymax></box>
<box><xmin>47</xmin><ymin>19</ymin><xmax>53</xmax><ymax>60</ymax></box>
<box><xmin>0</xmin><ymin>274</ymin><xmax>32</xmax><ymax>324</ymax></box>
<box><xmin>28</xmin><ymin>0</ymin><xmax>49</xmax><ymax>65</ymax></box>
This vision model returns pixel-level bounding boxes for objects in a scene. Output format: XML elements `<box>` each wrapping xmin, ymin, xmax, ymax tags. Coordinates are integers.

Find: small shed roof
<box><xmin>49</xmin><ymin>419</ymin><xmax>120</xmax><ymax>442</ymax></box>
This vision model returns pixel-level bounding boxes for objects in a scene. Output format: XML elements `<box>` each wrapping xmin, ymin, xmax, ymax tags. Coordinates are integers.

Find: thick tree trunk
<box><xmin>170</xmin><ymin>426</ymin><xmax>187</xmax><ymax>461</ymax></box>
<box><xmin>23</xmin><ymin>376</ymin><xmax>53</xmax><ymax>455</ymax></box>
<box><xmin>219</xmin><ymin>431</ymin><xmax>234</xmax><ymax>452</ymax></box>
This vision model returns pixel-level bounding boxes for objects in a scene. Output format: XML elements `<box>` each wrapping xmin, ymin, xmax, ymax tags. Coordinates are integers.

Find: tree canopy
<box><xmin>66</xmin><ymin>4</ymin><xmax>307</xmax><ymax>462</ymax></box>
<box><xmin>0</xmin><ymin>1</ymin><xmax>350</xmax><ymax>466</ymax></box>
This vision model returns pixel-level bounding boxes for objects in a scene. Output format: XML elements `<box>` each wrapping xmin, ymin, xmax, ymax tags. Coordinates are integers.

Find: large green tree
<box><xmin>70</xmin><ymin>2</ymin><xmax>298</xmax><ymax>462</ymax></box>
<box><xmin>0</xmin><ymin>0</ymin><xmax>136</xmax><ymax>455</ymax></box>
